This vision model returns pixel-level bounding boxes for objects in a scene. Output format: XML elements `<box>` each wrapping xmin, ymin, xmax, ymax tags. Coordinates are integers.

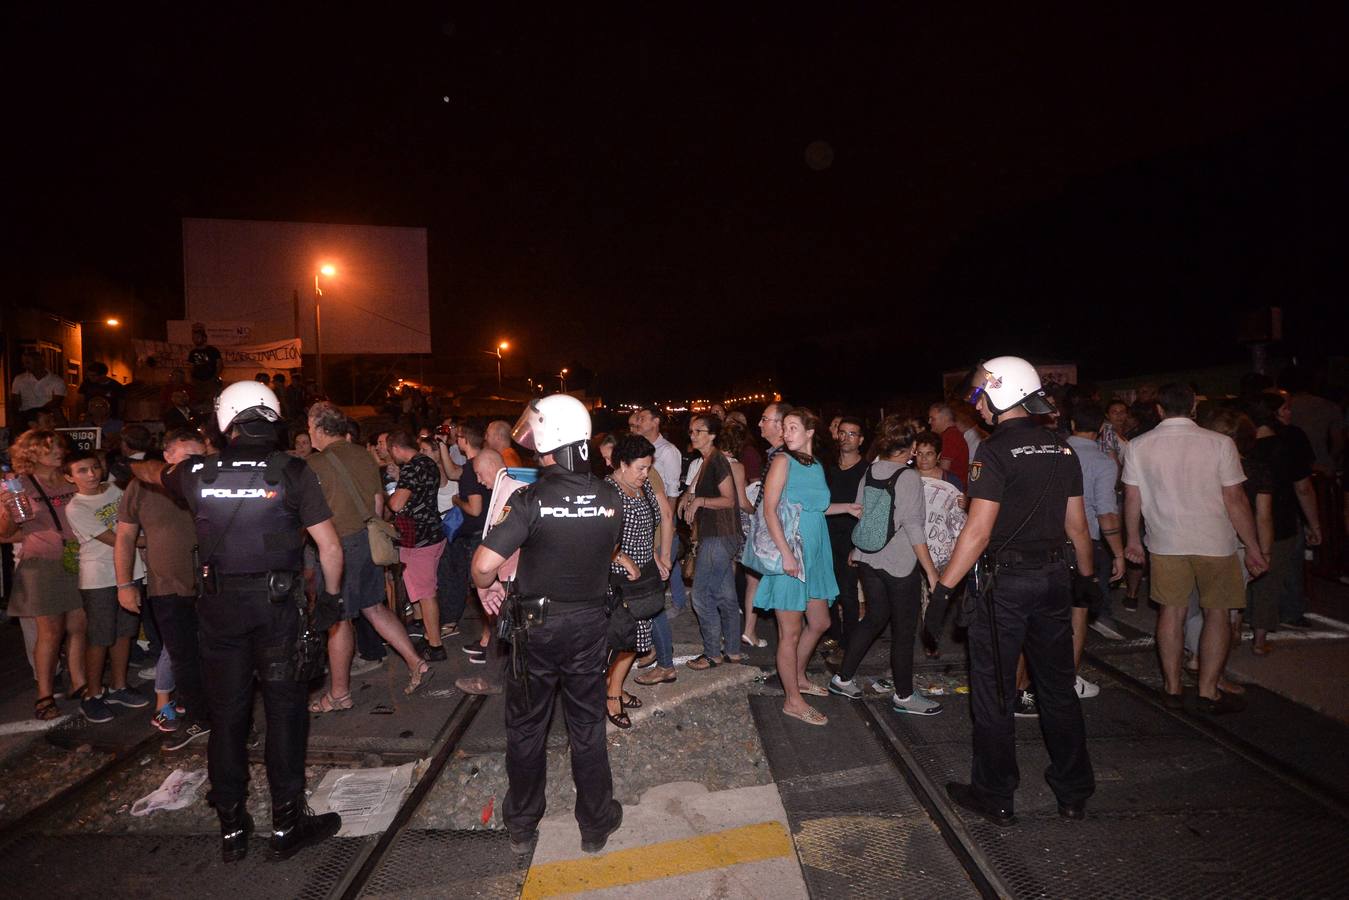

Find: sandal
<box><xmin>404</xmin><ymin>662</ymin><xmax>434</xmax><ymax>696</ymax></box>
<box><xmin>67</xmin><ymin>683</ymin><xmax>86</xmax><ymax>702</ymax></box>
<box><xmin>783</xmin><ymin>705</ymin><xmax>828</xmax><ymax>726</ymax></box>
<box><xmin>723</xmin><ymin>654</ymin><xmax>745</xmax><ymax>665</ymax></box>
<box><xmin>308</xmin><ymin>691</ymin><xmax>353</xmax><ymax>714</ymax></box>
<box><xmin>620</xmin><ymin>692</ymin><xmax>643</xmax><ymax>710</ymax></box>
<box><xmin>741</xmin><ymin>633</ymin><xmax>768</xmax><ymax>649</ymax></box>
<box><xmin>35</xmin><ymin>695</ymin><xmax>59</xmax><ymax>721</ymax></box>
<box><xmin>606</xmin><ymin>696</ymin><xmax>632</xmax><ymax>729</ymax></box>
<box><xmin>686</xmin><ymin>655</ymin><xmax>719</xmax><ymax>671</ymax></box>
<box><xmin>798</xmin><ymin>681</ymin><xmax>828</xmax><ymax>697</ymax></box>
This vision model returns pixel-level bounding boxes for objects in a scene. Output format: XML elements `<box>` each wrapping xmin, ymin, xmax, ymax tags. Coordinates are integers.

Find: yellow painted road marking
<box><xmin>521</xmin><ymin>820</ymin><xmax>795</xmax><ymax>899</ymax></box>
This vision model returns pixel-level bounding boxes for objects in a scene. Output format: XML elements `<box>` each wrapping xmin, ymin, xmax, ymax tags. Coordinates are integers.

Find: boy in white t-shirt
<box><xmin>64</xmin><ymin>450</ymin><xmax>148</xmax><ymax>723</ymax></box>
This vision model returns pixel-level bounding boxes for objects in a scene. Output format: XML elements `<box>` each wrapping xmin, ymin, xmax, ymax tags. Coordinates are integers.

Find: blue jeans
<box><xmin>668</xmin><ymin>534</ymin><xmax>689</xmax><ymax>612</ymax></box>
<box><xmin>651</xmin><ymin>534</ymin><xmax>690</xmax><ymax>668</ymax></box>
<box><xmin>692</xmin><ymin>536</ymin><xmax>740</xmax><ymax>659</ymax></box>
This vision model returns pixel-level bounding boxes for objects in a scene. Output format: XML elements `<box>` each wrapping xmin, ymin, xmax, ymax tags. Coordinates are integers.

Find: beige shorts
<box><xmin>1149</xmin><ymin>553</ymin><xmax>1246</xmax><ymax>610</ymax></box>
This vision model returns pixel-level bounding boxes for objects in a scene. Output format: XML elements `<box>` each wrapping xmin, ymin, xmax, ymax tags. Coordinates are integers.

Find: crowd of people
<box><xmin>0</xmin><ymin>361</ymin><xmax>1344</xmax><ymax>859</ymax></box>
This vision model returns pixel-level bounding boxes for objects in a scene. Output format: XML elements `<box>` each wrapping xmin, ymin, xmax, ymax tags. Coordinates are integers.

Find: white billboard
<box><xmin>182</xmin><ymin>218</ymin><xmax>431</xmax><ymax>354</ymax></box>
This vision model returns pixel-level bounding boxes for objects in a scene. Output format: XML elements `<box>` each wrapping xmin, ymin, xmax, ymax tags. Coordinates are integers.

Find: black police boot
<box><xmin>217</xmin><ymin>802</ymin><xmax>254</xmax><ymax>863</ymax></box>
<box><xmin>269</xmin><ymin>797</ymin><xmax>341</xmax><ymax>860</ymax></box>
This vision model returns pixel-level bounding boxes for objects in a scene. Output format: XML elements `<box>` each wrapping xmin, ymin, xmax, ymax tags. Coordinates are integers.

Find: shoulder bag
<box><xmin>325</xmin><ymin>450</ymin><xmax>400</xmax><ymax>566</ymax></box>
<box><xmin>30</xmin><ymin>476</ymin><xmax>80</xmax><ymax>575</ymax></box>
<box><xmin>740</xmin><ymin>454</ymin><xmax>805</xmax><ymax>582</ymax></box>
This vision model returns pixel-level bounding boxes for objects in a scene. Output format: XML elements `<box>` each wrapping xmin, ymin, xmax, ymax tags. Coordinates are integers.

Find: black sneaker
<box><xmin>104</xmin><ymin>686</ymin><xmax>150</xmax><ymax>709</ymax></box>
<box><xmin>422</xmin><ymin>644</ymin><xmax>447</xmax><ymax>662</ymax></box>
<box><xmin>163</xmin><ymin>720</ymin><xmax>211</xmax><ymax>751</ymax></box>
<box><xmin>1122</xmin><ymin>595</ymin><xmax>1139</xmax><ymax>612</ymax></box>
<box><xmin>461</xmin><ymin>644</ymin><xmax>486</xmax><ymax>659</ymax></box>
<box><xmin>1013</xmin><ymin>690</ymin><xmax>1038</xmax><ymax>718</ymax></box>
<box><xmin>80</xmin><ymin>693</ymin><xmax>114</xmax><ymax>724</ymax></box>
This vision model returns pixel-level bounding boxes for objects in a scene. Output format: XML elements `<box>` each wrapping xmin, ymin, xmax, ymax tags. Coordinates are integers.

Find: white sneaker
<box><xmin>1075</xmin><ymin>675</ymin><xmax>1100</xmax><ymax>699</ymax></box>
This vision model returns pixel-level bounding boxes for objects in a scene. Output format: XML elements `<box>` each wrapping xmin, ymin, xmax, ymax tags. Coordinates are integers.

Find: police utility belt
<box><xmin>200</xmin><ymin>566</ymin><xmax>299</xmax><ymax>603</ymax></box>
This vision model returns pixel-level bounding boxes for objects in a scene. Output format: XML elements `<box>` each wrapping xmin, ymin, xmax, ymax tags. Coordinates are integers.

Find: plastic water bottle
<box><xmin>2</xmin><ymin>464</ymin><xmax>34</xmax><ymax>524</ymax></box>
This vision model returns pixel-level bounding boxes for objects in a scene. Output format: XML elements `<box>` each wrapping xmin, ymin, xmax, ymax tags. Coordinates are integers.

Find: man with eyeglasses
<box><xmin>824</xmin><ymin>416</ymin><xmax>868</xmax><ymax>655</ymax></box>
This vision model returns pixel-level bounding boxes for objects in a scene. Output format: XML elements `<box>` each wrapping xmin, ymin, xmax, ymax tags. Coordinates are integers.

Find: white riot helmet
<box><xmin>513</xmin><ymin>394</ymin><xmax>591</xmax><ymax>471</ymax></box>
<box><xmin>968</xmin><ymin>356</ymin><xmax>1054</xmax><ymax>416</ymax></box>
<box><xmin>215</xmin><ymin>380</ymin><xmax>283</xmax><ymax>431</ymax></box>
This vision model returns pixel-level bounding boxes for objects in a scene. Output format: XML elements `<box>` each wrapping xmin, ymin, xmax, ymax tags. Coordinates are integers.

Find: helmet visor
<box><xmin>511</xmin><ymin>401</ymin><xmax>542</xmax><ymax>451</ymax></box>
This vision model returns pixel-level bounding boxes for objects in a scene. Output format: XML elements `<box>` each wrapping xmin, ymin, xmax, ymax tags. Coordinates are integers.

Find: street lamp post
<box><xmin>314</xmin><ymin>264</ymin><xmax>335</xmax><ymax>397</ymax></box>
<box><xmin>482</xmin><ymin>341</ymin><xmax>509</xmax><ymax>389</ymax></box>
<box><xmin>559</xmin><ymin>367</ymin><xmax>569</xmax><ymax>393</ymax></box>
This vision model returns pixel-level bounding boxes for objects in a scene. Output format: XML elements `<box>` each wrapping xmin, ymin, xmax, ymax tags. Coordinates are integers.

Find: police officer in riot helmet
<box><xmin>471</xmin><ymin>394</ymin><xmax>626</xmax><ymax>857</ymax></box>
<box><xmin>132</xmin><ymin>380</ymin><xmax>344</xmax><ymax>862</ymax></box>
<box><xmin>925</xmin><ymin>356</ymin><xmax>1097</xmax><ymax>826</ymax></box>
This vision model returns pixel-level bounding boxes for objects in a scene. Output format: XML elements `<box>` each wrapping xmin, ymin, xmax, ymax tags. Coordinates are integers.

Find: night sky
<box><xmin>13</xmin><ymin>6</ymin><xmax>1349</xmax><ymax>403</ymax></box>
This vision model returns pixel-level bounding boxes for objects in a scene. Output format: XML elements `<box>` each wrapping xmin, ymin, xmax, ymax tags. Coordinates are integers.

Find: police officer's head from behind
<box><xmin>215</xmin><ymin>380</ymin><xmax>284</xmax><ymax>448</ymax></box>
<box><xmin>966</xmin><ymin>356</ymin><xmax>1054</xmax><ymax>426</ymax></box>
<box><xmin>513</xmin><ymin>394</ymin><xmax>592</xmax><ymax>474</ymax></box>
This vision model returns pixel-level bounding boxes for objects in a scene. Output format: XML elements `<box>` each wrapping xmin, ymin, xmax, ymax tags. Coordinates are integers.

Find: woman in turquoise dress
<box><xmin>755</xmin><ymin>408</ymin><xmax>860</xmax><ymax>726</ymax></box>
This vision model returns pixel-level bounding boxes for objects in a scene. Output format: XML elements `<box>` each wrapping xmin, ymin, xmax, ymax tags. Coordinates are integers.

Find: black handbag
<box><xmin>609</xmin><ymin>561</ymin><xmax>665</xmax><ymax>620</ymax></box>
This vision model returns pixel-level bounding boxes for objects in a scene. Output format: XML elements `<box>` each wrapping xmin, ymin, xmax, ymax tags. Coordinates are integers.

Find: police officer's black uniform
<box><xmin>479</xmin><ymin>462</ymin><xmax>624</xmax><ymax>849</ymax></box>
<box><xmin>161</xmin><ymin>427</ymin><xmax>339</xmax><ymax>860</ymax></box>
<box><xmin>946</xmin><ymin>417</ymin><xmax>1095</xmax><ymax>819</ymax></box>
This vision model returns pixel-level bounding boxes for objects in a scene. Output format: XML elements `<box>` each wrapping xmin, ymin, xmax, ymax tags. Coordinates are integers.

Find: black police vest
<box><xmin>514</xmin><ymin>467</ymin><xmax>622</xmax><ymax>604</ymax></box>
<box><xmin>196</xmin><ymin>450</ymin><xmax>305</xmax><ymax>574</ymax></box>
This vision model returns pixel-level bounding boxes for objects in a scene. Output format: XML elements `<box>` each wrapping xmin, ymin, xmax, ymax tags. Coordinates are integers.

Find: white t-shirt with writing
<box><xmin>66</xmin><ymin>484</ymin><xmax>145</xmax><ymax>589</ymax></box>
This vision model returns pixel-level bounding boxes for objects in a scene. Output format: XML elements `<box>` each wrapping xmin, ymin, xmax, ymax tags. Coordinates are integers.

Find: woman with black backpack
<box><xmin>828</xmin><ymin>417</ymin><xmax>943</xmax><ymax>716</ymax></box>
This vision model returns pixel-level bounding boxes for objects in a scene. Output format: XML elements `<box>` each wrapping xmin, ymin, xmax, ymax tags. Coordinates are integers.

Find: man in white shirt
<box><xmin>11</xmin><ymin>353</ymin><xmax>67</xmax><ymax>427</ymax></box>
<box><xmin>630</xmin><ymin>404</ymin><xmax>681</xmax><ymax>504</ymax></box>
<box><xmin>1123</xmin><ymin>383</ymin><xmax>1267</xmax><ymax>715</ymax></box>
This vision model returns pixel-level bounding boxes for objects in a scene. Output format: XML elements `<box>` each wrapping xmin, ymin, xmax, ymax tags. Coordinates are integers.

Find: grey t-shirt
<box><xmin>852</xmin><ymin>461</ymin><xmax>927</xmax><ymax>578</ymax></box>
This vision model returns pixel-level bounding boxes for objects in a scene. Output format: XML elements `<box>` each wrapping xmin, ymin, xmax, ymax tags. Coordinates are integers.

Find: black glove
<box><xmin>925</xmin><ymin>583</ymin><xmax>953</xmax><ymax>639</ymax></box>
<box><xmin>1071</xmin><ymin>571</ymin><xmax>1097</xmax><ymax>609</ymax></box>
<box><xmin>314</xmin><ymin>591</ymin><xmax>343</xmax><ymax>631</ymax></box>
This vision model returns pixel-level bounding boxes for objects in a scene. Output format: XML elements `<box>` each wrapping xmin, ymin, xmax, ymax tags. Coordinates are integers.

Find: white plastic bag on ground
<box><xmin>130</xmin><ymin>768</ymin><xmax>208</xmax><ymax>816</ymax></box>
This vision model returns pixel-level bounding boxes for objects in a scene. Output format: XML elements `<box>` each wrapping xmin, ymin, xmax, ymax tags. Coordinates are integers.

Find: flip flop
<box><xmin>741</xmin><ymin>633</ymin><xmax>768</xmax><ymax>648</ymax></box>
<box><xmin>783</xmin><ymin>705</ymin><xmax>828</xmax><ymax>726</ymax></box>
<box><xmin>798</xmin><ymin>681</ymin><xmax>828</xmax><ymax>697</ymax></box>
